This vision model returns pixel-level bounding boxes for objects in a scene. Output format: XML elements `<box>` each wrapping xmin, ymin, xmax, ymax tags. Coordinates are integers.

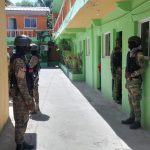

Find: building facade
<box><xmin>0</xmin><ymin>0</ymin><xmax>9</xmax><ymax>132</ymax></box>
<box><xmin>53</xmin><ymin>0</ymin><xmax>150</xmax><ymax>128</ymax></box>
<box><xmin>6</xmin><ymin>6</ymin><xmax>52</xmax><ymax>67</ymax></box>
<box><xmin>6</xmin><ymin>6</ymin><xmax>50</xmax><ymax>45</ymax></box>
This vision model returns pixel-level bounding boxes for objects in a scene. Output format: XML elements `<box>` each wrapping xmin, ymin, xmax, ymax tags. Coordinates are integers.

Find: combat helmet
<box><xmin>30</xmin><ymin>43</ymin><xmax>38</xmax><ymax>51</ymax></box>
<box><xmin>128</xmin><ymin>36</ymin><xmax>141</xmax><ymax>47</ymax></box>
<box><xmin>14</xmin><ymin>35</ymin><xmax>31</xmax><ymax>47</ymax></box>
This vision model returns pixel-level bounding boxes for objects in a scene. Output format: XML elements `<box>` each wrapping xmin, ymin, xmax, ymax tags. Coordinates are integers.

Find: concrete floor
<box><xmin>1</xmin><ymin>69</ymin><xmax>150</xmax><ymax>150</ymax></box>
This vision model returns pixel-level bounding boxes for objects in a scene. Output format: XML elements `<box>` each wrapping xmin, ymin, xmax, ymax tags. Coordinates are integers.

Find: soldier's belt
<box><xmin>131</xmin><ymin>75</ymin><xmax>142</xmax><ymax>81</ymax></box>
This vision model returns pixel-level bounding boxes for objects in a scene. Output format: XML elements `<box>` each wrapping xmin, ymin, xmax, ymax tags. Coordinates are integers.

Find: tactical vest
<box><xmin>126</xmin><ymin>49</ymin><xmax>142</xmax><ymax>74</ymax></box>
<box><xmin>9</xmin><ymin>53</ymin><xmax>33</xmax><ymax>95</ymax></box>
<box><xmin>9</xmin><ymin>53</ymin><xmax>24</xmax><ymax>88</ymax></box>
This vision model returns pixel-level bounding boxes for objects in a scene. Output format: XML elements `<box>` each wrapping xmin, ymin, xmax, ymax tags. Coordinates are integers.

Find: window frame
<box><xmin>103</xmin><ymin>32</ymin><xmax>111</xmax><ymax>57</ymax></box>
<box><xmin>24</xmin><ymin>18</ymin><xmax>37</xmax><ymax>28</ymax></box>
<box><xmin>139</xmin><ymin>18</ymin><xmax>150</xmax><ymax>57</ymax></box>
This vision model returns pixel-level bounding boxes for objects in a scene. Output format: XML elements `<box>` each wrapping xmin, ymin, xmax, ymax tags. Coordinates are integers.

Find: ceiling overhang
<box><xmin>66</xmin><ymin>0</ymin><xmax>126</xmax><ymax>29</ymax></box>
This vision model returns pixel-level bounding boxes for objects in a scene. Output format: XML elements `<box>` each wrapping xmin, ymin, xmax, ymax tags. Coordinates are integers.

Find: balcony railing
<box><xmin>7</xmin><ymin>29</ymin><xmax>49</xmax><ymax>38</ymax></box>
<box><xmin>53</xmin><ymin>0</ymin><xmax>76</xmax><ymax>33</ymax></box>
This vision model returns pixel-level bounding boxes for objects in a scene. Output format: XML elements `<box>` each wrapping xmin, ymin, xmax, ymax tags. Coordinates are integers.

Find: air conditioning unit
<box><xmin>40</xmin><ymin>45</ymin><xmax>48</xmax><ymax>51</ymax></box>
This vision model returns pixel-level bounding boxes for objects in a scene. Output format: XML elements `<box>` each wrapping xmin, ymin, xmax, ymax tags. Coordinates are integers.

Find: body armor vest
<box><xmin>126</xmin><ymin>49</ymin><xmax>142</xmax><ymax>74</ymax></box>
<box><xmin>9</xmin><ymin>53</ymin><xmax>33</xmax><ymax>95</ymax></box>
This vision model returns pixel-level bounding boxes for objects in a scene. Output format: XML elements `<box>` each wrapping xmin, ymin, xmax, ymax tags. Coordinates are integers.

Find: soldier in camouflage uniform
<box><xmin>110</xmin><ymin>38</ymin><xmax>122</xmax><ymax>104</ymax></box>
<box><xmin>29</xmin><ymin>43</ymin><xmax>41</xmax><ymax>113</ymax></box>
<box><xmin>10</xmin><ymin>35</ymin><xmax>35</xmax><ymax>150</ymax></box>
<box><xmin>122</xmin><ymin>36</ymin><xmax>145</xmax><ymax>129</ymax></box>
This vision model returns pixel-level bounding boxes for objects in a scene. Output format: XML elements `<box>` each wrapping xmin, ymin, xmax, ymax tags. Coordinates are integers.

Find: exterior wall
<box><xmin>93</xmin><ymin>27</ymin><xmax>101</xmax><ymax>89</ymax></box>
<box><xmin>71</xmin><ymin>0</ymin><xmax>76</xmax><ymax>7</ymax></box>
<box><xmin>85</xmin><ymin>28</ymin><xmax>94</xmax><ymax>87</ymax></box>
<box><xmin>58</xmin><ymin>0</ymin><xmax>150</xmax><ymax>128</ymax></box>
<box><xmin>63</xmin><ymin>0</ymin><xmax>70</xmax><ymax>20</ymax></box>
<box><xmin>52</xmin><ymin>13</ymin><xmax>58</xmax><ymax>26</ymax></box>
<box><xmin>0</xmin><ymin>0</ymin><xmax>9</xmax><ymax>131</ymax></box>
<box><xmin>98</xmin><ymin>0</ymin><xmax>150</xmax><ymax>129</ymax></box>
<box><xmin>6</xmin><ymin>15</ymin><xmax>47</xmax><ymax>30</ymax></box>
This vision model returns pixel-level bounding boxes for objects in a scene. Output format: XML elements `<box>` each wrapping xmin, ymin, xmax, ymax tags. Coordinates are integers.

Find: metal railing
<box><xmin>53</xmin><ymin>0</ymin><xmax>76</xmax><ymax>32</ymax></box>
<box><xmin>7</xmin><ymin>29</ymin><xmax>49</xmax><ymax>37</ymax></box>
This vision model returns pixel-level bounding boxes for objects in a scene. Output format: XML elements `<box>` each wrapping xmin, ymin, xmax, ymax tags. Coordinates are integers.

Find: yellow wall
<box><xmin>0</xmin><ymin>0</ymin><xmax>9</xmax><ymax>131</ymax></box>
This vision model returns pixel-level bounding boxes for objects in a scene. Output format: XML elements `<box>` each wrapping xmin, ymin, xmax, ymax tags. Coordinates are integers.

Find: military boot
<box><xmin>121</xmin><ymin>117</ymin><xmax>135</xmax><ymax>124</ymax></box>
<box><xmin>130</xmin><ymin>121</ymin><xmax>141</xmax><ymax>129</ymax></box>
<box><xmin>16</xmin><ymin>144</ymin><xmax>23</xmax><ymax>150</ymax></box>
<box><xmin>36</xmin><ymin>102</ymin><xmax>40</xmax><ymax>112</ymax></box>
<box><xmin>23</xmin><ymin>141</ymin><xmax>34</xmax><ymax>149</ymax></box>
<box><xmin>31</xmin><ymin>103</ymin><xmax>40</xmax><ymax>114</ymax></box>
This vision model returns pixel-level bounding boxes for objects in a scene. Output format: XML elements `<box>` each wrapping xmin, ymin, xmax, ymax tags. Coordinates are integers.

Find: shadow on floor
<box><xmin>0</xmin><ymin>118</ymin><xmax>15</xmax><ymax>150</ymax></box>
<box><xmin>30</xmin><ymin>112</ymin><xmax>50</xmax><ymax>121</ymax></box>
<box><xmin>0</xmin><ymin>118</ymin><xmax>37</xmax><ymax>150</ymax></box>
<box><xmin>24</xmin><ymin>133</ymin><xmax>37</xmax><ymax>150</ymax></box>
<box><xmin>72</xmin><ymin>81</ymin><xmax>150</xmax><ymax>150</ymax></box>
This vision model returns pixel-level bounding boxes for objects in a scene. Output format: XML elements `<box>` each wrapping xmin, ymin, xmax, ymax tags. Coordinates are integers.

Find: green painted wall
<box><xmin>58</xmin><ymin>0</ymin><xmax>150</xmax><ymax>128</ymax></box>
<box><xmin>93</xmin><ymin>26</ymin><xmax>101</xmax><ymax>89</ymax></box>
<box><xmin>97</xmin><ymin>0</ymin><xmax>150</xmax><ymax>128</ymax></box>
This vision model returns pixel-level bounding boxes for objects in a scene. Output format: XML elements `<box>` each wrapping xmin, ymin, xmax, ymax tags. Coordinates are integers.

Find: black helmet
<box><xmin>128</xmin><ymin>36</ymin><xmax>141</xmax><ymax>46</ymax></box>
<box><xmin>14</xmin><ymin>35</ymin><xmax>31</xmax><ymax>47</ymax></box>
<box><xmin>30</xmin><ymin>43</ymin><xmax>38</xmax><ymax>51</ymax></box>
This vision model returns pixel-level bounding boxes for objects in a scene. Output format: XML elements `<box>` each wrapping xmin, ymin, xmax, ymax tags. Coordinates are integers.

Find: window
<box><xmin>8</xmin><ymin>18</ymin><xmax>17</xmax><ymax>29</ymax></box>
<box><xmin>86</xmin><ymin>37</ymin><xmax>90</xmax><ymax>56</ymax></box>
<box><xmin>140</xmin><ymin>21</ymin><xmax>150</xmax><ymax>56</ymax></box>
<box><xmin>24</xmin><ymin>18</ymin><xmax>37</xmax><ymax>28</ymax></box>
<box><xmin>104</xmin><ymin>33</ymin><xmax>110</xmax><ymax>57</ymax></box>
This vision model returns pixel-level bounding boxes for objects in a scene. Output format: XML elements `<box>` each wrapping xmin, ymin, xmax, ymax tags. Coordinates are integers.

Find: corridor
<box><xmin>6</xmin><ymin>69</ymin><xmax>150</xmax><ymax>150</ymax></box>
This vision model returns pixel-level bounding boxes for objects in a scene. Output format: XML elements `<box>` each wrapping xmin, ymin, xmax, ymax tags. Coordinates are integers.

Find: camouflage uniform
<box><xmin>110</xmin><ymin>47</ymin><xmax>122</xmax><ymax>103</ymax></box>
<box><xmin>11</xmin><ymin>56</ymin><xmax>34</xmax><ymax>144</ymax></box>
<box><xmin>29</xmin><ymin>43</ymin><xmax>41</xmax><ymax>113</ymax></box>
<box><xmin>126</xmin><ymin>49</ymin><xmax>145</xmax><ymax>122</ymax></box>
<box><xmin>29</xmin><ymin>55</ymin><xmax>40</xmax><ymax>105</ymax></box>
<box><xmin>10</xmin><ymin>35</ymin><xmax>34</xmax><ymax>150</ymax></box>
<box><xmin>122</xmin><ymin>35</ymin><xmax>145</xmax><ymax>129</ymax></box>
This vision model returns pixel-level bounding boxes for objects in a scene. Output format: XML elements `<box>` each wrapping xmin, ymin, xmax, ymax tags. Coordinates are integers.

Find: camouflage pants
<box><xmin>126</xmin><ymin>78</ymin><xmax>142</xmax><ymax>121</ymax></box>
<box><xmin>113</xmin><ymin>73</ymin><xmax>121</xmax><ymax>101</ymax></box>
<box><xmin>13</xmin><ymin>93</ymin><xmax>29</xmax><ymax>144</ymax></box>
<box><xmin>33</xmin><ymin>85</ymin><xmax>39</xmax><ymax>104</ymax></box>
